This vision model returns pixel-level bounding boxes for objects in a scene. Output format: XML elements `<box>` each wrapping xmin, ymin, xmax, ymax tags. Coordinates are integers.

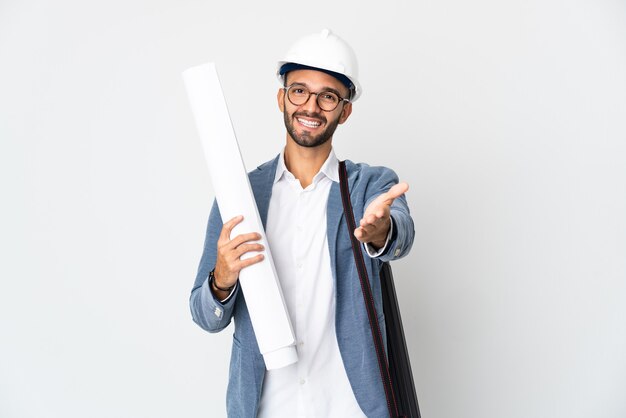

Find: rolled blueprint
<box><xmin>182</xmin><ymin>63</ymin><xmax>297</xmax><ymax>370</ymax></box>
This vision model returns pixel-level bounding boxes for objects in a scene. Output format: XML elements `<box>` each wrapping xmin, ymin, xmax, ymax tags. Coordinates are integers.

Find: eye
<box><xmin>320</xmin><ymin>92</ymin><xmax>339</xmax><ymax>103</ymax></box>
<box><xmin>290</xmin><ymin>86</ymin><xmax>307</xmax><ymax>96</ymax></box>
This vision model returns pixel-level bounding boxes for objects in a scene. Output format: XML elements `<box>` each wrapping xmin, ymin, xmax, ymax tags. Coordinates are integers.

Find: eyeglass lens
<box><xmin>287</xmin><ymin>85</ymin><xmax>340</xmax><ymax>111</ymax></box>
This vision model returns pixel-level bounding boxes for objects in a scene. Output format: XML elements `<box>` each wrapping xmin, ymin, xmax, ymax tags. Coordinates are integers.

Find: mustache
<box><xmin>293</xmin><ymin>111</ymin><xmax>326</xmax><ymax>123</ymax></box>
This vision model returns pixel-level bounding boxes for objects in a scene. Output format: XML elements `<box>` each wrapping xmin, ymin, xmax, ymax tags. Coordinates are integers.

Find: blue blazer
<box><xmin>190</xmin><ymin>156</ymin><xmax>415</xmax><ymax>417</ymax></box>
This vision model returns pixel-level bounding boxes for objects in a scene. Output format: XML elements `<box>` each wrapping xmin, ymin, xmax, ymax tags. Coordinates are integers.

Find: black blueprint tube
<box><xmin>381</xmin><ymin>262</ymin><xmax>422</xmax><ymax>418</ymax></box>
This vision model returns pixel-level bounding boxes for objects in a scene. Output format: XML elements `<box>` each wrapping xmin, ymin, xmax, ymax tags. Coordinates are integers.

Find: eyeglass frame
<box><xmin>283</xmin><ymin>83</ymin><xmax>351</xmax><ymax>112</ymax></box>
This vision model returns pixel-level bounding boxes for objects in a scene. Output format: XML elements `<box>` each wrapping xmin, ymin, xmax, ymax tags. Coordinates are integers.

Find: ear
<box><xmin>277</xmin><ymin>88</ymin><xmax>285</xmax><ymax>113</ymax></box>
<box><xmin>338</xmin><ymin>102</ymin><xmax>353</xmax><ymax>124</ymax></box>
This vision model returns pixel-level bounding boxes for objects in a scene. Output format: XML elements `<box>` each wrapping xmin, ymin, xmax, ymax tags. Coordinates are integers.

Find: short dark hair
<box><xmin>279</xmin><ymin>63</ymin><xmax>354</xmax><ymax>100</ymax></box>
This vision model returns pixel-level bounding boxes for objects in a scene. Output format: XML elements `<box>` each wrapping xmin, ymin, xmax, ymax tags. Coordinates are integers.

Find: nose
<box><xmin>302</xmin><ymin>92</ymin><xmax>322</xmax><ymax>112</ymax></box>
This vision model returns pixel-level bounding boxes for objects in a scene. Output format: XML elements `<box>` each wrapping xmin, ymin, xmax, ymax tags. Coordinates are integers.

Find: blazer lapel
<box><xmin>327</xmin><ymin>160</ymin><xmax>357</xmax><ymax>286</ymax></box>
<box><xmin>328</xmin><ymin>160</ymin><xmax>358</xmax><ymax>248</ymax></box>
<box><xmin>250</xmin><ymin>155</ymin><xmax>280</xmax><ymax>228</ymax></box>
<box><xmin>327</xmin><ymin>181</ymin><xmax>344</xmax><ymax>257</ymax></box>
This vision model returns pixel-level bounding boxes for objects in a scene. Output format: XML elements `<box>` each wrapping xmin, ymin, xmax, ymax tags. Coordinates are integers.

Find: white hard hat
<box><xmin>277</xmin><ymin>28</ymin><xmax>362</xmax><ymax>102</ymax></box>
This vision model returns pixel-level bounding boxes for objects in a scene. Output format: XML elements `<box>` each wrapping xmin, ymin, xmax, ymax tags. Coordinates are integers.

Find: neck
<box><xmin>283</xmin><ymin>137</ymin><xmax>332</xmax><ymax>189</ymax></box>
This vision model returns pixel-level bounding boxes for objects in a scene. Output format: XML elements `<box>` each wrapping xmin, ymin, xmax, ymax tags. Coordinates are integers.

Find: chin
<box><xmin>291</xmin><ymin>133</ymin><xmax>331</xmax><ymax>148</ymax></box>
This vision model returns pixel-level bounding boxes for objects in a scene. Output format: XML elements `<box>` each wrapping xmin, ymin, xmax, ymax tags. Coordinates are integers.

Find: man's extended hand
<box><xmin>354</xmin><ymin>182</ymin><xmax>409</xmax><ymax>250</ymax></box>
<box><xmin>213</xmin><ymin>215</ymin><xmax>264</xmax><ymax>295</ymax></box>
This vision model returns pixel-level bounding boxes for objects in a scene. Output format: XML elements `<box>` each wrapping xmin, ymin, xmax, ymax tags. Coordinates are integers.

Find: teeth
<box><xmin>297</xmin><ymin>118</ymin><xmax>321</xmax><ymax>128</ymax></box>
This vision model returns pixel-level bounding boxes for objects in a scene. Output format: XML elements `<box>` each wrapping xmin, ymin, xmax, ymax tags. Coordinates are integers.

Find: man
<box><xmin>190</xmin><ymin>29</ymin><xmax>414</xmax><ymax>417</ymax></box>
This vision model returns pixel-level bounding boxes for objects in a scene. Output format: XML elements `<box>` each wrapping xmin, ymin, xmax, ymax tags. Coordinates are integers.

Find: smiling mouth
<box><xmin>296</xmin><ymin>117</ymin><xmax>322</xmax><ymax>129</ymax></box>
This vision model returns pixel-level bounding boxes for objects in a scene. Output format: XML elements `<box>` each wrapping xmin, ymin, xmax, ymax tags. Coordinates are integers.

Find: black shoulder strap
<box><xmin>338</xmin><ymin>160</ymin><xmax>400</xmax><ymax>418</ymax></box>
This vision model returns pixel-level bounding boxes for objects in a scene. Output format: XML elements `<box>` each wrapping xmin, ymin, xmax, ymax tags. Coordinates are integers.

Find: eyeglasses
<box><xmin>284</xmin><ymin>84</ymin><xmax>350</xmax><ymax>112</ymax></box>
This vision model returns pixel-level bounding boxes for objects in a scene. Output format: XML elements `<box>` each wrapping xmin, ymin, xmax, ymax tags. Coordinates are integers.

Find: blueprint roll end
<box><xmin>263</xmin><ymin>345</ymin><xmax>298</xmax><ymax>370</ymax></box>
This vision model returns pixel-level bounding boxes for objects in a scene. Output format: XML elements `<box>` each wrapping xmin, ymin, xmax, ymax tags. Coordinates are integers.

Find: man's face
<box><xmin>278</xmin><ymin>69</ymin><xmax>352</xmax><ymax>148</ymax></box>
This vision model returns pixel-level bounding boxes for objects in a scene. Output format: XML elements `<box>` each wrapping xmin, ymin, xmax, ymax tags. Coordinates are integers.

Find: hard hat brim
<box><xmin>276</xmin><ymin>61</ymin><xmax>361</xmax><ymax>102</ymax></box>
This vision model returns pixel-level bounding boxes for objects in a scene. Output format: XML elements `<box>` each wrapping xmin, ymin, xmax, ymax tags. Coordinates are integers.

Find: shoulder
<box><xmin>341</xmin><ymin>159</ymin><xmax>400</xmax><ymax>207</ymax></box>
<box><xmin>248</xmin><ymin>155</ymin><xmax>280</xmax><ymax>186</ymax></box>
<box><xmin>253</xmin><ymin>156</ymin><xmax>280</xmax><ymax>174</ymax></box>
<box><xmin>344</xmin><ymin>159</ymin><xmax>399</xmax><ymax>191</ymax></box>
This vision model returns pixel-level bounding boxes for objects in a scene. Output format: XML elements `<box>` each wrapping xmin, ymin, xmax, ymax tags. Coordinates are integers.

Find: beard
<box><xmin>283</xmin><ymin>110</ymin><xmax>341</xmax><ymax>148</ymax></box>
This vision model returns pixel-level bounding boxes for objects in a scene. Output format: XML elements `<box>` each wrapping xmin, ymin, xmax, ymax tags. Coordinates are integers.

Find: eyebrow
<box><xmin>289</xmin><ymin>82</ymin><xmax>346</xmax><ymax>98</ymax></box>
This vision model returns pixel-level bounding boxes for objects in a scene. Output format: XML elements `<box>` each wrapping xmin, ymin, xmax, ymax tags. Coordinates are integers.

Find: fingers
<box><xmin>233</xmin><ymin>242</ymin><xmax>265</xmax><ymax>258</ymax></box>
<box><xmin>360</xmin><ymin>211</ymin><xmax>385</xmax><ymax>227</ymax></box>
<box><xmin>220</xmin><ymin>215</ymin><xmax>244</xmax><ymax>241</ymax></box>
<box><xmin>360</xmin><ymin>203</ymin><xmax>390</xmax><ymax>234</ymax></box>
<box><xmin>354</xmin><ymin>194</ymin><xmax>395</xmax><ymax>245</ymax></box>
<box><xmin>218</xmin><ymin>216</ymin><xmax>261</xmax><ymax>249</ymax></box>
<box><xmin>227</xmin><ymin>232</ymin><xmax>263</xmax><ymax>250</ymax></box>
<box><xmin>354</xmin><ymin>224</ymin><xmax>380</xmax><ymax>244</ymax></box>
<box><xmin>354</xmin><ymin>223</ymin><xmax>378</xmax><ymax>241</ymax></box>
<box><xmin>379</xmin><ymin>182</ymin><xmax>409</xmax><ymax>206</ymax></box>
<box><xmin>387</xmin><ymin>182</ymin><xmax>409</xmax><ymax>200</ymax></box>
<box><xmin>215</xmin><ymin>215</ymin><xmax>265</xmax><ymax>287</ymax></box>
<box><xmin>354</xmin><ymin>226</ymin><xmax>366</xmax><ymax>241</ymax></box>
<box><xmin>363</xmin><ymin>181</ymin><xmax>409</xmax><ymax>222</ymax></box>
<box><xmin>238</xmin><ymin>253</ymin><xmax>265</xmax><ymax>269</ymax></box>
<box><xmin>354</xmin><ymin>216</ymin><xmax>390</xmax><ymax>243</ymax></box>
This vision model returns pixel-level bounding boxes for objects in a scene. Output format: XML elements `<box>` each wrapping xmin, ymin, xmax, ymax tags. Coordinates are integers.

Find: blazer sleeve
<box><xmin>189</xmin><ymin>200</ymin><xmax>240</xmax><ymax>333</ymax></box>
<box><xmin>363</xmin><ymin>167</ymin><xmax>415</xmax><ymax>263</ymax></box>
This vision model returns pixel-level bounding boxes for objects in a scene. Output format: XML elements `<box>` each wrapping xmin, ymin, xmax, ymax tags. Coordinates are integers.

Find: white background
<box><xmin>1</xmin><ymin>1</ymin><xmax>625</xmax><ymax>417</ymax></box>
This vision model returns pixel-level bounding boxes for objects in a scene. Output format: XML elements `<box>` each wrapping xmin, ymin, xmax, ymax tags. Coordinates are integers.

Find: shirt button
<box><xmin>299</xmin><ymin>379</ymin><xmax>306</xmax><ymax>385</ymax></box>
<box><xmin>297</xmin><ymin>262</ymin><xmax>303</xmax><ymax>269</ymax></box>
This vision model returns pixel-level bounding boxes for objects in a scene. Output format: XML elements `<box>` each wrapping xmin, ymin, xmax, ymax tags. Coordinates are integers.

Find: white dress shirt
<box><xmin>257</xmin><ymin>150</ymin><xmax>368</xmax><ymax>418</ymax></box>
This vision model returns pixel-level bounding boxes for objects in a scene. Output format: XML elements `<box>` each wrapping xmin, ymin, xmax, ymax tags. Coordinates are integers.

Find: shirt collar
<box><xmin>274</xmin><ymin>148</ymin><xmax>340</xmax><ymax>185</ymax></box>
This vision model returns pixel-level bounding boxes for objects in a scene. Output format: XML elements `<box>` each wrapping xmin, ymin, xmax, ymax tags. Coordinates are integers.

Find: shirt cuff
<box><xmin>363</xmin><ymin>216</ymin><xmax>394</xmax><ymax>258</ymax></box>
